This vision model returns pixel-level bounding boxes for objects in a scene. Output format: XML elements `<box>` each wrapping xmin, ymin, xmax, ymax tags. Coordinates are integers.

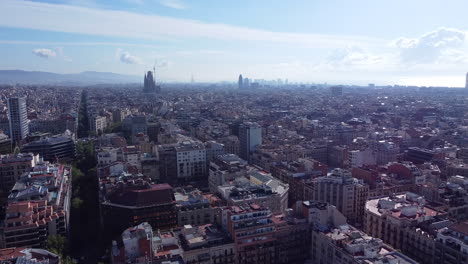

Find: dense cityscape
<box><xmin>0</xmin><ymin>69</ymin><xmax>467</xmax><ymax>263</ymax></box>
<box><xmin>4</xmin><ymin>0</ymin><xmax>468</xmax><ymax>263</ymax></box>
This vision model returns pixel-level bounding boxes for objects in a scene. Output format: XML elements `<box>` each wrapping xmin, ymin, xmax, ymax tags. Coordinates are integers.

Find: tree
<box><xmin>47</xmin><ymin>234</ymin><xmax>77</xmax><ymax>263</ymax></box>
<box><xmin>77</xmin><ymin>90</ymin><xmax>90</xmax><ymax>138</ymax></box>
<box><xmin>70</xmin><ymin>139</ymin><xmax>101</xmax><ymax>261</ymax></box>
<box><xmin>13</xmin><ymin>145</ymin><xmax>20</xmax><ymax>155</ymax></box>
<box><xmin>75</xmin><ymin>141</ymin><xmax>96</xmax><ymax>172</ymax></box>
<box><xmin>71</xmin><ymin>197</ymin><xmax>83</xmax><ymax>209</ymax></box>
<box><xmin>71</xmin><ymin>167</ymin><xmax>83</xmax><ymax>180</ymax></box>
<box><xmin>47</xmin><ymin>235</ymin><xmax>68</xmax><ymax>257</ymax></box>
<box><xmin>104</xmin><ymin>121</ymin><xmax>122</xmax><ymax>133</ymax></box>
<box><xmin>63</xmin><ymin>256</ymin><xmax>77</xmax><ymax>264</ymax></box>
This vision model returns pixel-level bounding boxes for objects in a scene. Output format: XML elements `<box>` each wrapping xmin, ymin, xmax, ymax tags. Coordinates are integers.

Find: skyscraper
<box><xmin>238</xmin><ymin>122</ymin><xmax>262</xmax><ymax>162</ymax></box>
<box><xmin>465</xmin><ymin>72</ymin><xmax>468</xmax><ymax>89</ymax></box>
<box><xmin>243</xmin><ymin>77</ymin><xmax>250</xmax><ymax>88</ymax></box>
<box><xmin>143</xmin><ymin>70</ymin><xmax>161</xmax><ymax>93</ymax></box>
<box><xmin>238</xmin><ymin>74</ymin><xmax>243</xmax><ymax>89</ymax></box>
<box><xmin>7</xmin><ymin>97</ymin><xmax>29</xmax><ymax>144</ymax></box>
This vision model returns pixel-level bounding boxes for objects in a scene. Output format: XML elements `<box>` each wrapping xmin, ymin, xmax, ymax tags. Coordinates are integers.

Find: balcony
<box><xmin>233</xmin><ymin>219</ymin><xmax>273</xmax><ymax>230</ymax></box>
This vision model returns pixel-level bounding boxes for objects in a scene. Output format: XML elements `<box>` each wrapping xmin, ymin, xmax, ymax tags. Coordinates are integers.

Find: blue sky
<box><xmin>1</xmin><ymin>0</ymin><xmax>468</xmax><ymax>86</ymax></box>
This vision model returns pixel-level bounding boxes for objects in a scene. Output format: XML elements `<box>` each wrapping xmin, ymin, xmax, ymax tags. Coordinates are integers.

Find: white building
<box><xmin>217</xmin><ymin>172</ymin><xmax>289</xmax><ymax>214</ymax></box>
<box><xmin>208</xmin><ymin>154</ymin><xmax>249</xmax><ymax>193</ymax></box>
<box><xmin>176</xmin><ymin>140</ymin><xmax>206</xmax><ymax>179</ymax></box>
<box><xmin>238</xmin><ymin>122</ymin><xmax>262</xmax><ymax>162</ymax></box>
<box><xmin>90</xmin><ymin>115</ymin><xmax>107</xmax><ymax>135</ymax></box>
<box><xmin>311</xmin><ymin>168</ymin><xmax>369</xmax><ymax>225</ymax></box>
<box><xmin>7</xmin><ymin>97</ymin><xmax>29</xmax><ymax>144</ymax></box>
<box><xmin>121</xmin><ymin>222</ymin><xmax>153</xmax><ymax>261</ymax></box>
<box><xmin>349</xmin><ymin>148</ymin><xmax>376</xmax><ymax>168</ymax></box>
<box><xmin>205</xmin><ymin>141</ymin><xmax>225</xmax><ymax>161</ymax></box>
<box><xmin>123</xmin><ymin>146</ymin><xmax>141</xmax><ymax>170</ymax></box>
<box><xmin>97</xmin><ymin>147</ymin><xmax>119</xmax><ymax>166</ymax></box>
<box><xmin>372</xmin><ymin>140</ymin><xmax>399</xmax><ymax>165</ymax></box>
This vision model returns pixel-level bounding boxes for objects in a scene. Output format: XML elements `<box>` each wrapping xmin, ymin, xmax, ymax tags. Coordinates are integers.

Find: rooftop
<box><xmin>22</xmin><ymin>136</ymin><xmax>73</xmax><ymax>146</ymax></box>
<box><xmin>366</xmin><ymin>193</ymin><xmax>440</xmax><ymax>221</ymax></box>
<box><xmin>324</xmin><ymin>224</ymin><xmax>418</xmax><ymax>264</ymax></box>
<box><xmin>105</xmin><ymin>182</ymin><xmax>175</xmax><ymax>208</ymax></box>
<box><xmin>180</xmin><ymin>224</ymin><xmax>232</xmax><ymax>250</ymax></box>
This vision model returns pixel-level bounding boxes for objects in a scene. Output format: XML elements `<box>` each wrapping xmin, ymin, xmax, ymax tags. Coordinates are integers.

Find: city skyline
<box><xmin>3</xmin><ymin>1</ymin><xmax>468</xmax><ymax>263</ymax></box>
<box><xmin>2</xmin><ymin>0</ymin><xmax>468</xmax><ymax>86</ymax></box>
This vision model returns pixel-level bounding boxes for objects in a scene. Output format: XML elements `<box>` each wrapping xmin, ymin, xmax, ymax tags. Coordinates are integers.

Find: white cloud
<box><xmin>393</xmin><ymin>27</ymin><xmax>468</xmax><ymax>64</ymax></box>
<box><xmin>326</xmin><ymin>46</ymin><xmax>384</xmax><ymax>66</ymax></box>
<box><xmin>5</xmin><ymin>1</ymin><xmax>468</xmax><ymax>86</ymax></box>
<box><xmin>317</xmin><ymin>27</ymin><xmax>468</xmax><ymax>73</ymax></box>
<box><xmin>32</xmin><ymin>47</ymin><xmax>72</xmax><ymax>61</ymax></box>
<box><xmin>399</xmin><ymin>75</ymin><xmax>464</xmax><ymax>87</ymax></box>
<box><xmin>156</xmin><ymin>60</ymin><xmax>169</xmax><ymax>67</ymax></box>
<box><xmin>124</xmin><ymin>0</ymin><xmax>145</xmax><ymax>5</ymax></box>
<box><xmin>54</xmin><ymin>46</ymin><xmax>72</xmax><ymax>62</ymax></box>
<box><xmin>116</xmin><ymin>49</ymin><xmax>142</xmax><ymax>64</ymax></box>
<box><xmin>32</xmin><ymin>48</ymin><xmax>56</xmax><ymax>58</ymax></box>
<box><xmin>159</xmin><ymin>0</ymin><xmax>187</xmax><ymax>9</ymax></box>
<box><xmin>244</xmin><ymin>61</ymin><xmax>312</xmax><ymax>81</ymax></box>
<box><xmin>50</xmin><ymin>0</ymin><xmax>100</xmax><ymax>8</ymax></box>
<box><xmin>439</xmin><ymin>48</ymin><xmax>468</xmax><ymax>64</ymax></box>
<box><xmin>309</xmin><ymin>46</ymin><xmax>396</xmax><ymax>75</ymax></box>
<box><xmin>0</xmin><ymin>40</ymin><xmax>161</xmax><ymax>49</ymax></box>
<box><xmin>0</xmin><ymin>0</ymin><xmax>382</xmax><ymax>49</ymax></box>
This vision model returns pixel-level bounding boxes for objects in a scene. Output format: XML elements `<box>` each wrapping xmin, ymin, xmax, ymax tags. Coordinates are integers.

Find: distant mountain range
<box><xmin>0</xmin><ymin>70</ymin><xmax>141</xmax><ymax>85</ymax></box>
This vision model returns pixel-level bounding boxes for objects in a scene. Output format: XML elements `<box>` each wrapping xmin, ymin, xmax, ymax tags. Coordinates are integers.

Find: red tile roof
<box><xmin>108</xmin><ymin>184</ymin><xmax>174</xmax><ymax>207</ymax></box>
<box><xmin>449</xmin><ymin>222</ymin><xmax>468</xmax><ymax>236</ymax></box>
<box><xmin>0</xmin><ymin>247</ymin><xmax>25</xmax><ymax>261</ymax></box>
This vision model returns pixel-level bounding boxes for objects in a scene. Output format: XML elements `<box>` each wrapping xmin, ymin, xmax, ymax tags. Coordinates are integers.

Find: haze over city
<box><xmin>2</xmin><ymin>0</ymin><xmax>468</xmax><ymax>86</ymax></box>
<box><xmin>3</xmin><ymin>1</ymin><xmax>468</xmax><ymax>264</ymax></box>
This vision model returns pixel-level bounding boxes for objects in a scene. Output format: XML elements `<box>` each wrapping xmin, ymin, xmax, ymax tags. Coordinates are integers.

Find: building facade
<box><xmin>223</xmin><ymin>205</ymin><xmax>277</xmax><ymax>264</ymax></box>
<box><xmin>238</xmin><ymin>122</ymin><xmax>262</xmax><ymax>162</ymax></box>
<box><xmin>176</xmin><ymin>140</ymin><xmax>207</xmax><ymax>180</ymax></box>
<box><xmin>101</xmin><ymin>183</ymin><xmax>177</xmax><ymax>238</ymax></box>
<box><xmin>7</xmin><ymin>97</ymin><xmax>29</xmax><ymax>144</ymax></box>
<box><xmin>21</xmin><ymin>136</ymin><xmax>76</xmax><ymax>163</ymax></box>
<box><xmin>311</xmin><ymin>168</ymin><xmax>369</xmax><ymax>226</ymax></box>
<box><xmin>364</xmin><ymin>193</ymin><xmax>445</xmax><ymax>264</ymax></box>
<box><xmin>2</xmin><ymin>162</ymin><xmax>72</xmax><ymax>248</ymax></box>
<box><xmin>0</xmin><ymin>153</ymin><xmax>38</xmax><ymax>196</ymax></box>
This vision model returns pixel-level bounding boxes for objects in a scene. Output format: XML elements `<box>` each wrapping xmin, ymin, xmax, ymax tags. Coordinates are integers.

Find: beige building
<box><xmin>175</xmin><ymin>188</ymin><xmax>216</xmax><ymax>227</ymax></box>
<box><xmin>310</xmin><ymin>168</ymin><xmax>369</xmax><ymax>226</ymax></box>
<box><xmin>364</xmin><ymin>193</ymin><xmax>446</xmax><ymax>264</ymax></box>
<box><xmin>217</xmin><ymin>172</ymin><xmax>289</xmax><ymax>214</ymax></box>
<box><xmin>457</xmin><ymin>148</ymin><xmax>468</xmax><ymax>162</ymax></box>
<box><xmin>219</xmin><ymin>136</ymin><xmax>240</xmax><ymax>156</ymax></box>
<box><xmin>435</xmin><ymin>221</ymin><xmax>468</xmax><ymax>264</ymax></box>
<box><xmin>0</xmin><ymin>153</ymin><xmax>38</xmax><ymax>196</ymax></box>
<box><xmin>304</xmin><ymin>201</ymin><xmax>417</xmax><ymax>264</ymax></box>
<box><xmin>180</xmin><ymin>224</ymin><xmax>236</xmax><ymax>264</ymax></box>
<box><xmin>90</xmin><ymin>115</ymin><xmax>107</xmax><ymax>135</ymax></box>
<box><xmin>311</xmin><ymin>224</ymin><xmax>418</xmax><ymax>264</ymax></box>
<box><xmin>446</xmin><ymin>160</ymin><xmax>468</xmax><ymax>177</ymax></box>
<box><xmin>208</xmin><ymin>154</ymin><xmax>249</xmax><ymax>193</ymax></box>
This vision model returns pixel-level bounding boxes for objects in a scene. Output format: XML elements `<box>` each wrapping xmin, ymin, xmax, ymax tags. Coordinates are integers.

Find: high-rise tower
<box><xmin>465</xmin><ymin>72</ymin><xmax>468</xmax><ymax>89</ymax></box>
<box><xmin>238</xmin><ymin>122</ymin><xmax>262</xmax><ymax>162</ymax></box>
<box><xmin>143</xmin><ymin>70</ymin><xmax>161</xmax><ymax>93</ymax></box>
<box><xmin>243</xmin><ymin>78</ymin><xmax>250</xmax><ymax>89</ymax></box>
<box><xmin>238</xmin><ymin>74</ymin><xmax>243</xmax><ymax>89</ymax></box>
<box><xmin>7</xmin><ymin>97</ymin><xmax>29</xmax><ymax>144</ymax></box>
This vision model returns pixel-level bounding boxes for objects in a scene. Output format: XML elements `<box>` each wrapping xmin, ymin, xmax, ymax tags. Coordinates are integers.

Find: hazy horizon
<box><xmin>2</xmin><ymin>0</ymin><xmax>468</xmax><ymax>86</ymax></box>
